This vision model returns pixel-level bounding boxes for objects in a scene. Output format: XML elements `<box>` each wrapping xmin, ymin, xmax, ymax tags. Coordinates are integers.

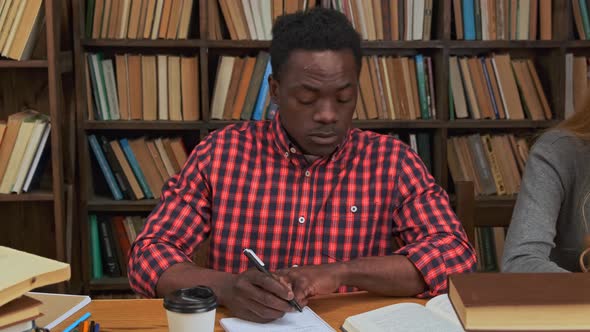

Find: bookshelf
<box><xmin>0</xmin><ymin>0</ymin><xmax>74</xmax><ymax>291</ymax></box>
<box><xmin>72</xmin><ymin>0</ymin><xmax>580</xmax><ymax>292</ymax></box>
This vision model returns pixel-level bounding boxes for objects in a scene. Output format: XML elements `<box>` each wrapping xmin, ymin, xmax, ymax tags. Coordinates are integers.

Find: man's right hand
<box><xmin>219</xmin><ymin>268</ymin><xmax>297</xmax><ymax>323</ymax></box>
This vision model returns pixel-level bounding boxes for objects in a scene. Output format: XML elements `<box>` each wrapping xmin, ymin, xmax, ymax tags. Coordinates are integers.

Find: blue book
<box><xmin>88</xmin><ymin>135</ymin><xmax>123</xmax><ymax>200</ymax></box>
<box><xmin>462</xmin><ymin>0</ymin><xmax>476</xmax><ymax>40</ymax></box>
<box><xmin>580</xmin><ymin>0</ymin><xmax>590</xmax><ymax>39</ymax></box>
<box><xmin>119</xmin><ymin>138</ymin><xmax>154</xmax><ymax>199</ymax></box>
<box><xmin>251</xmin><ymin>60</ymin><xmax>273</xmax><ymax>121</ymax></box>
<box><xmin>480</xmin><ymin>58</ymin><xmax>499</xmax><ymax>119</ymax></box>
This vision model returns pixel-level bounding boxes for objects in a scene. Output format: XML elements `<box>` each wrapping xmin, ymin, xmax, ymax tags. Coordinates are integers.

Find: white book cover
<box><xmin>260</xmin><ymin>0</ymin><xmax>272</xmax><ymax>40</ymax></box>
<box><xmin>241</xmin><ymin>0</ymin><xmax>258</xmax><ymax>40</ymax></box>
<box><xmin>157</xmin><ymin>55</ymin><xmax>169</xmax><ymax>120</ymax></box>
<box><xmin>90</xmin><ymin>54</ymin><xmax>110</xmax><ymax>120</ymax></box>
<box><xmin>354</xmin><ymin>0</ymin><xmax>368</xmax><ymax>40</ymax></box>
<box><xmin>151</xmin><ymin>0</ymin><xmax>165</xmax><ymax>39</ymax></box>
<box><xmin>23</xmin><ymin>123</ymin><xmax>50</xmax><ymax>192</ymax></box>
<box><xmin>480</xmin><ymin>0</ymin><xmax>489</xmax><ymax>40</ymax></box>
<box><xmin>406</xmin><ymin>0</ymin><xmax>414</xmax><ymax>41</ymax></box>
<box><xmin>101</xmin><ymin>59</ymin><xmax>121</xmax><ymax>120</ymax></box>
<box><xmin>249</xmin><ymin>0</ymin><xmax>265</xmax><ymax>41</ymax></box>
<box><xmin>12</xmin><ymin>119</ymin><xmax>47</xmax><ymax>193</ymax></box>
<box><xmin>413</xmin><ymin>0</ymin><xmax>425</xmax><ymax>41</ymax></box>
<box><xmin>119</xmin><ymin>0</ymin><xmax>132</xmax><ymax>39</ymax></box>
<box><xmin>491</xmin><ymin>56</ymin><xmax>511</xmax><ymax>120</ymax></box>
<box><xmin>1</xmin><ymin>0</ymin><xmax>26</xmax><ymax>56</ymax></box>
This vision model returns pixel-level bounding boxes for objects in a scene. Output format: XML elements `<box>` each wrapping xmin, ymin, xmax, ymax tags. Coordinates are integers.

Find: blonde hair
<box><xmin>558</xmin><ymin>93</ymin><xmax>590</xmax><ymax>141</ymax></box>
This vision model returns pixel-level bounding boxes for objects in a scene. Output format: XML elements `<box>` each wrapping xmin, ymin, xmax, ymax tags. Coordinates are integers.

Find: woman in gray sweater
<box><xmin>502</xmin><ymin>106</ymin><xmax>590</xmax><ymax>273</ymax></box>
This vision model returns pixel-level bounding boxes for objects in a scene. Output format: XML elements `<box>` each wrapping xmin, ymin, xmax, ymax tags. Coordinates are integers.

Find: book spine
<box><xmin>251</xmin><ymin>60</ymin><xmax>272</xmax><ymax>121</ymax></box>
<box><xmin>89</xmin><ymin>214</ymin><xmax>104</xmax><ymax>279</ymax></box>
<box><xmin>97</xmin><ymin>216</ymin><xmax>121</xmax><ymax>277</ymax></box>
<box><xmin>462</xmin><ymin>0</ymin><xmax>476</xmax><ymax>40</ymax></box>
<box><xmin>99</xmin><ymin>136</ymin><xmax>135</xmax><ymax>200</ymax></box>
<box><xmin>119</xmin><ymin>138</ymin><xmax>154</xmax><ymax>199</ymax></box>
<box><xmin>88</xmin><ymin>135</ymin><xmax>123</xmax><ymax>200</ymax></box>
<box><xmin>414</xmin><ymin>54</ymin><xmax>430</xmax><ymax>120</ymax></box>
<box><xmin>480</xmin><ymin>57</ymin><xmax>500</xmax><ymax>119</ymax></box>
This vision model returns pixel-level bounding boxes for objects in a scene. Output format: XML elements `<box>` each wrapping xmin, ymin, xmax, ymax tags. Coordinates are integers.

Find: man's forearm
<box><xmin>156</xmin><ymin>262</ymin><xmax>235</xmax><ymax>305</ymax></box>
<box><xmin>340</xmin><ymin>255</ymin><xmax>427</xmax><ymax>296</ymax></box>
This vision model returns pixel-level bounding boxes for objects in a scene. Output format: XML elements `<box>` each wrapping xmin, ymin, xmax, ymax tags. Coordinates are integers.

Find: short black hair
<box><xmin>270</xmin><ymin>7</ymin><xmax>362</xmax><ymax>80</ymax></box>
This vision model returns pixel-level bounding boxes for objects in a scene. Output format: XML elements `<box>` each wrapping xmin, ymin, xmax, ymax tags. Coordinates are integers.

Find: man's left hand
<box><xmin>277</xmin><ymin>263</ymin><xmax>346</xmax><ymax>307</ymax></box>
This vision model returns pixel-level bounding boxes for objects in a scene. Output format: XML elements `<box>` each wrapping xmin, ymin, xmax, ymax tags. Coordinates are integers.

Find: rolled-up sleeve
<box><xmin>393</xmin><ymin>146</ymin><xmax>476</xmax><ymax>297</ymax></box>
<box><xmin>128</xmin><ymin>138</ymin><xmax>212</xmax><ymax>297</ymax></box>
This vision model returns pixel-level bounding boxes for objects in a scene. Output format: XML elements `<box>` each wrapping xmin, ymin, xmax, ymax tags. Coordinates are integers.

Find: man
<box><xmin>129</xmin><ymin>8</ymin><xmax>476</xmax><ymax>323</ymax></box>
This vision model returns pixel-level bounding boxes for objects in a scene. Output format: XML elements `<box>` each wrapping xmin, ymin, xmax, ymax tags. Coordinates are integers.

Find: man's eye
<box><xmin>298</xmin><ymin>99</ymin><xmax>315</xmax><ymax>105</ymax></box>
<box><xmin>337</xmin><ymin>99</ymin><xmax>352</xmax><ymax>104</ymax></box>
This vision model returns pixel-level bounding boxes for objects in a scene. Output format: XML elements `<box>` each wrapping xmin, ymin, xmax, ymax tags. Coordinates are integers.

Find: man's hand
<box><xmin>219</xmin><ymin>268</ymin><xmax>296</xmax><ymax>323</ymax></box>
<box><xmin>277</xmin><ymin>263</ymin><xmax>346</xmax><ymax>307</ymax></box>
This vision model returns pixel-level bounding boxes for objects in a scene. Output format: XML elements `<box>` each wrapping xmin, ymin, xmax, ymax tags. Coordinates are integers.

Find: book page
<box><xmin>220</xmin><ymin>307</ymin><xmax>335</xmax><ymax>332</ymax></box>
<box><xmin>425</xmin><ymin>294</ymin><xmax>463</xmax><ymax>327</ymax></box>
<box><xmin>344</xmin><ymin>302</ymin><xmax>463</xmax><ymax>332</ymax></box>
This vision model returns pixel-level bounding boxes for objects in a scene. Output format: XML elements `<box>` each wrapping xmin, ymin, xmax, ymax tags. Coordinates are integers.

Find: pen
<box><xmin>63</xmin><ymin>312</ymin><xmax>91</xmax><ymax>332</ymax></box>
<box><xmin>243</xmin><ymin>248</ymin><xmax>303</xmax><ymax>312</ymax></box>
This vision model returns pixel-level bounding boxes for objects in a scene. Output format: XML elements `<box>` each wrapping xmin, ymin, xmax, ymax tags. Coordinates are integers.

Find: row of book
<box><xmin>88</xmin><ymin>135</ymin><xmax>188</xmax><ymax>200</ymax></box>
<box><xmin>0</xmin><ymin>111</ymin><xmax>51</xmax><ymax>195</ymax></box>
<box><xmin>573</xmin><ymin>0</ymin><xmax>590</xmax><ymax>40</ymax></box>
<box><xmin>89</xmin><ymin>215</ymin><xmax>146</xmax><ymax>279</ymax></box>
<box><xmin>86</xmin><ymin>53</ymin><xmax>200</xmax><ymax>121</ymax></box>
<box><xmin>565</xmin><ymin>53</ymin><xmax>590</xmax><ymax>117</ymax></box>
<box><xmin>215</xmin><ymin>0</ymin><xmax>313</xmax><ymax>40</ymax></box>
<box><xmin>358</xmin><ymin>55</ymin><xmax>436</xmax><ymax>120</ymax></box>
<box><xmin>0</xmin><ymin>0</ymin><xmax>45</xmax><ymax>60</ymax></box>
<box><xmin>449</xmin><ymin>54</ymin><xmax>552</xmax><ymax>120</ymax></box>
<box><xmin>331</xmin><ymin>0</ymin><xmax>433</xmax><ymax>41</ymax></box>
<box><xmin>453</xmin><ymin>0</ymin><xmax>552</xmax><ymax>41</ymax></box>
<box><xmin>474</xmin><ymin>226</ymin><xmax>506</xmax><ymax>272</ymax></box>
<box><xmin>86</xmin><ymin>0</ymin><xmax>196</xmax><ymax>40</ymax></box>
<box><xmin>447</xmin><ymin>134</ymin><xmax>530</xmax><ymax>196</ymax></box>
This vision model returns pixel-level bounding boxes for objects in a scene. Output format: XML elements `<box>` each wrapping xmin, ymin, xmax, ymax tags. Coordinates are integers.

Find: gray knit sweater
<box><xmin>502</xmin><ymin>129</ymin><xmax>590</xmax><ymax>272</ymax></box>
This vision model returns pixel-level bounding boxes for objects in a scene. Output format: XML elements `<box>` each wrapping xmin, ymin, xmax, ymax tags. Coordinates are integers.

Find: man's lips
<box><xmin>309</xmin><ymin>133</ymin><xmax>338</xmax><ymax>145</ymax></box>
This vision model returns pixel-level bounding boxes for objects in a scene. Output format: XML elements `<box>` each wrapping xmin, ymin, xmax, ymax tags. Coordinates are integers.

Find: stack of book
<box><xmin>0</xmin><ymin>246</ymin><xmax>71</xmax><ymax>332</ymax></box>
<box><xmin>85</xmin><ymin>0</ymin><xmax>196</xmax><ymax>40</ymax></box>
<box><xmin>449</xmin><ymin>53</ymin><xmax>552</xmax><ymax>120</ymax></box>
<box><xmin>89</xmin><ymin>215</ymin><xmax>147</xmax><ymax>280</ymax></box>
<box><xmin>452</xmin><ymin>0</ymin><xmax>552</xmax><ymax>40</ymax></box>
<box><xmin>447</xmin><ymin>133</ymin><xmax>530</xmax><ymax>196</ymax></box>
<box><xmin>0</xmin><ymin>111</ymin><xmax>51</xmax><ymax>195</ymax></box>
<box><xmin>88</xmin><ymin>135</ymin><xmax>188</xmax><ymax>200</ymax></box>
<box><xmin>0</xmin><ymin>0</ymin><xmax>45</xmax><ymax>60</ymax></box>
<box><xmin>86</xmin><ymin>53</ymin><xmax>200</xmax><ymax>121</ymax></box>
<box><xmin>332</xmin><ymin>0</ymin><xmax>434</xmax><ymax>41</ymax></box>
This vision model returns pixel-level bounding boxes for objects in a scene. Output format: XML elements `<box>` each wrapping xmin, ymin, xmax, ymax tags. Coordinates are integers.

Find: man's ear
<box><xmin>269</xmin><ymin>74</ymin><xmax>279</xmax><ymax>103</ymax></box>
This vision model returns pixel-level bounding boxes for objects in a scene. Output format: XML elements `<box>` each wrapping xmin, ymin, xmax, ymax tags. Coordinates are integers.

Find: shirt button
<box><xmin>284</xmin><ymin>151</ymin><xmax>289</xmax><ymax>158</ymax></box>
<box><xmin>290</xmin><ymin>147</ymin><xmax>296</xmax><ymax>153</ymax></box>
<box><xmin>305</xmin><ymin>170</ymin><xmax>311</xmax><ymax>177</ymax></box>
<box><xmin>351</xmin><ymin>205</ymin><xmax>358</xmax><ymax>213</ymax></box>
<box><xmin>298</xmin><ymin>216</ymin><xmax>305</xmax><ymax>224</ymax></box>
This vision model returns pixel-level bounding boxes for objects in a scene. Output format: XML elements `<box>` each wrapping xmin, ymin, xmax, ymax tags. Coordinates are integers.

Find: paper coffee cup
<box><xmin>164</xmin><ymin>286</ymin><xmax>217</xmax><ymax>332</ymax></box>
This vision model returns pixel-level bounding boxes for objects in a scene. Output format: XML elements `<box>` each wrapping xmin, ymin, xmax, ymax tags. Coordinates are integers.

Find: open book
<box><xmin>341</xmin><ymin>294</ymin><xmax>463</xmax><ymax>332</ymax></box>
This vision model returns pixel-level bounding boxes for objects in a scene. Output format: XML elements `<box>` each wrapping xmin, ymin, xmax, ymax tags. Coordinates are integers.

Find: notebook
<box><xmin>220</xmin><ymin>306</ymin><xmax>335</xmax><ymax>332</ymax></box>
<box><xmin>26</xmin><ymin>292</ymin><xmax>91</xmax><ymax>330</ymax></box>
<box><xmin>341</xmin><ymin>294</ymin><xmax>462</xmax><ymax>332</ymax></box>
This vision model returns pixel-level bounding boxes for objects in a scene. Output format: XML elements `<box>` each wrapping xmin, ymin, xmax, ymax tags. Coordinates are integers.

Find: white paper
<box><xmin>425</xmin><ymin>294</ymin><xmax>463</xmax><ymax>327</ymax></box>
<box><xmin>220</xmin><ymin>307</ymin><xmax>335</xmax><ymax>332</ymax></box>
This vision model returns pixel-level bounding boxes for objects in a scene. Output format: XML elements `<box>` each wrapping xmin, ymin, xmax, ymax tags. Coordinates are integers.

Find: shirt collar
<box><xmin>269</xmin><ymin>112</ymin><xmax>353</xmax><ymax>163</ymax></box>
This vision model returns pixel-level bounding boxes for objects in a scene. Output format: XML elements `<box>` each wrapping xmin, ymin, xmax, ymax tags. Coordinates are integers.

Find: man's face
<box><xmin>270</xmin><ymin>50</ymin><xmax>358</xmax><ymax>157</ymax></box>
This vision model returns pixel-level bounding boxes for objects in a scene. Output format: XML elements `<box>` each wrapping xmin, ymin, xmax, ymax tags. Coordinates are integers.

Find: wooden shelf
<box><xmin>447</xmin><ymin>120</ymin><xmax>559</xmax><ymax>129</ymax></box>
<box><xmin>448</xmin><ymin>40</ymin><xmax>562</xmax><ymax>49</ymax></box>
<box><xmin>90</xmin><ymin>277</ymin><xmax>131</xmax><ymax>291</ymax></box>
<box><xmin>0</xmin><ymin>190</ymin><xmax>54</xmax><ymax>202</ymax></box>
<box><xmin>88</xmin><ymin>197</ymin><xmax>159</xmax><ymax>212</ymax></box>
<box><xmin>0</xmin><ymin>52</ymin><xmax>73</xmax><ymax>73</ymax></box>
<box><xmin>565</xmin><ymin>40</ymin><xmax>590</xmax><ymax>48</ymax></box>
<box><xmin>352</xmin><ymin>119</ymin><xmax>443</xmax><ymax>129</ymax></box>
<box><xmin>206</xmin><ymin>39</ymin><xmax>270</xmax><ymax>49</ymax></box>
<box><xmin>85</xmin><ymin>120</ymin><xmax>207</xmax><ymax>131</ymax></box>
<box><xmin>82</xmin><ymin>39</ymin><xmax>203</xmax><ymax>49</ymax></box>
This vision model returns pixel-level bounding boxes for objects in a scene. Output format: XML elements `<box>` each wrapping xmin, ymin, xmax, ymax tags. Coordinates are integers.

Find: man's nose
<box><xmin>313</xmin><ymin>100</ymin><xmax>338</xmax><ymax>123</ymax></box>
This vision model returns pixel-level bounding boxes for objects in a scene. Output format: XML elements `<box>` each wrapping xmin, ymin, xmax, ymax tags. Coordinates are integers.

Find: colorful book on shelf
<box><xmin>89</xmin><ymin>215</ymin><xmax>103</xmax><ymax>280</ymax></box>
<box><xmin>119</xmin><ymin>138</ymin><xmax>154</xmax><ymax>199</ymax></box>
<box><xmin>88</xmin><ymin>134</ymin><xmax>123</xmax><ymax>200</ymax></box>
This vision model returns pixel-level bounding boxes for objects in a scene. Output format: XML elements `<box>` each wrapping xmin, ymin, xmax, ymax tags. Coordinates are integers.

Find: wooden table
<box><xmin>54</xmin><ymin>292</ymin><xmax>426</xmax><ymax>331</ymax></box>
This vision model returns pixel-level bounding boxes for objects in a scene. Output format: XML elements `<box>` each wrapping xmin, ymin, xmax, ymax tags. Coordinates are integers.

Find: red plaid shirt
<box><xmin>129</xmin><ymin>114</ymin><xmax>476</xmax><ymax>298</ymax></box>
